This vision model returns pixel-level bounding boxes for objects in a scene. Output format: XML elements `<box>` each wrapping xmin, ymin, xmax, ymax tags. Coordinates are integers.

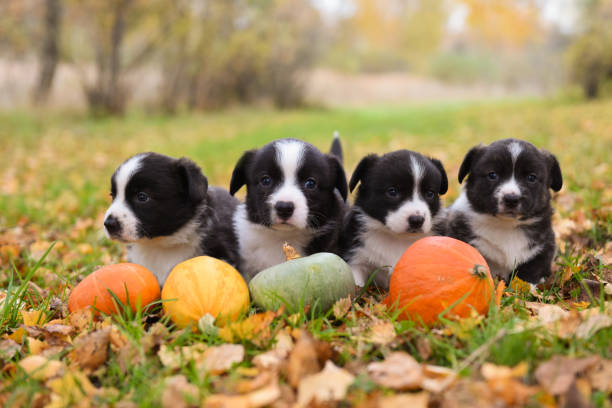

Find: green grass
<box><xmin>0</xmin><ymin>97</ymin><xmax>611</xmax><ymax>406</ymax></box>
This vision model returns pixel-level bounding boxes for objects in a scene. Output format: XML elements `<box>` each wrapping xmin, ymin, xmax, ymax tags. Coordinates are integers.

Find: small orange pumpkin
<box><xmin>68</xmin><ymin>263</ymin><xmax>161</xmax><ymax>315</ymax></box>
<box><xmin>383</xmin><ymin>236</ymin><xmax>495</xmax><ymax>325</ymax></box>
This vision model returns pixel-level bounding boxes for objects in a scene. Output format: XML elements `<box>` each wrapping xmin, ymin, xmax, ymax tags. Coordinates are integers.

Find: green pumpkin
<box><xmin>249</xmin><ymin>252</ymin><xmax>355</xmax><ymax>314</ymax></box>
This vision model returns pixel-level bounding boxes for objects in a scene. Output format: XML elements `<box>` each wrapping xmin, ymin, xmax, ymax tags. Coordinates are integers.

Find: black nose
<box><xmin>503</xmin><ymin>194</ymin><xmax>520</xmax><ymax>208</ymax></box>
<box><xmin>408</xmin><ymin>215</ymin><xmax>424</xmax><ymax>229</ymax></box>
<box><xmin>104</xmin><ymin>215</ymin><xmax>121</xmax><ymax>234</ymax></box>
<box><xmin>274</xmin><ymin>201</ymin><xmax>295</xmax><ymax>220</ymax></box>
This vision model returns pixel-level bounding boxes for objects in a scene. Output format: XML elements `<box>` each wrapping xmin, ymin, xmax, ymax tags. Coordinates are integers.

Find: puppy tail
<box><xmin>329</xmin><ymin>131</ymin><xmax>343</xmax><ymax>164</ymax></box>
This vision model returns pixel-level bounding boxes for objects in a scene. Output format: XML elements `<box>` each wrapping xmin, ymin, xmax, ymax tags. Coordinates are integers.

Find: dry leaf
<box><xmin>218</xmin><ymin>311</ymin><xmax>278</xmax><ymax>346</ymax></box>
<box><xmin>69</xmin><ymin>327</ymin><xmax>111</xmax><ymax>371</ymax></box>
<box><xmin>296</xmin><ymin>361</ymin><xmax>355</xmax><ymax>407</ymax></box>
<box><xmin>535</xmin><ymin>355</ymin><xmax>599</xmax><ymax>395</ymax></box>
<box><xmin>21</xmin><ymin>310</ymin><xmax>44</xmax><ymax>326</ymax></box>
<box><xmin>204</xmin><ymin>382</ymin><xmax>281</xmax><ymax>408</ymax></box>
<box><xmin>575</xmin><ymin>313</ymin><xmax>612</xmax><ymax>339</ymax></box>
<box><xmin>68</xmin><ymin>308</ymin><xmax>93</xmax><ymax>333</ymax></box>
<box><xmin>286</xmin><ymin>332</ymin><xmax>321</xmax><ymax>387</ymax></box>
<box><xmin>378</xmin><ymin>392</ymin><xmax>428</xmax><ymax>408</ymax></box>
<box><xmin>252</xmin><ymin>330</ymin><xmax>293</xmax><ymax>371</ymax></box>
<box><xmin>585</xmin><ymin>359</ymin><xmax>612</xmax><ymax>392</ymax></box>
<box><xmin>0</xmin><ymin>339</ymin><xmax>20</xmax><ymax>360</ymax></box>
<box><xmin>363</xmin><ymin>320</ymin><xmax>396</xmax><ymax>345</ymax></box>
<box><xmin>27</xmin><ymin>337</ymin><xmax>47</xmax><ymax>355</ymax></box>
<box><xmin>420</xmin><ymin>365</ymin><xmax>456</xmax><ymax>393</ymax></box>
<box><xmin>367</xmin><ymin>352</ymin><xmax>423</xmax><ymax>390</ymax></box>
<box><xmin>161</xmin><ymin>375</ymin><xmax>199</xmax><ymax>408</ymax></box>
<box><xmin>481</xmin><ymin>362</ymin><xmax>528</xmax><ymax>381</ymax></box>
<box><xmin>202</xmin><ymin>344</ymin><xmax>244</xmax><ymax>375</ymax></box>
<box><xmin>332</xmin><ymin>296</ymin><xmax>352</xmax><ymax>320</ymax></box>
<box><xmin>17</xmin><ymin>355</ymin><xmax>65</xmax><ymax>380</ymax></box>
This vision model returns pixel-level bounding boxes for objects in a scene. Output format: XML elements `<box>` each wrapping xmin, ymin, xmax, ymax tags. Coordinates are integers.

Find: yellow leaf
<box><xmin>218</xmin><ymin>311</ymin><xmax>278</xmax><ymax>345</ymax></box>
<box><xmin>7</xmin><ymin>327</ymin><xmax>27</xmax><ymax>344</ymax></box>
<box><xmin>27</xmin><ymin>337</ymin><xmax>47</xmax><ymax>354</ymax></box>
<box><xmin>21</xmin><ymin>310</ymin><xmax>44</xmax><ymax>326</ymax></box>
<box><xmin>17</xmin><ymin>356</ymin><xmax>65</xmax><ymax>380</ymax></box>
<box><xmin>510</xmin><ymin>277</ymin><xmax>531</xmax><ymax>295</ymax></box>
<box><xmin>297</xmin><ymin>361</ymin><xmax>355</xmax><ymax>406</ymax></box>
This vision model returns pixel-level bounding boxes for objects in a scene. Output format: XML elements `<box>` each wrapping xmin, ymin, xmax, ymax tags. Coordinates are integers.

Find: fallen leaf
<box><xmin>378</xmin><ymin>392</ymin><xmax>428</xmax><ymax>408</ymax></box>
<box><xmin>296</xmin><ymin>361</ymin><xmax>355</xmax><ymax>407</ymax></box>
<box><xmin>21</xmin><ymin>310</ymin><xmax>44</xmax><ymax>326</ymax></box>
<box><xmin>218</xmin><ymin>311</ymin><xmax>278</xmax><ymax>346</ymax></box>
<box><xmin>68</xmin><ymin>308</ymin><xmax>93</xmax><ymax>333</ymax></box>
<box><xmin>286</xmin><ymin>332</ymin><xmax>321</xmax><ymax>387</ymax></box>
<box><xmin>332</xmin><ymin>296</ymin><xmax>352</xmax><ymax>320</ymax></box>
<box><xmin>0</xmin><ymin>339</ymin><xmax>20</xmax><ymax>360</ymax></box>
<box><xmin>17</xmin><ymin>355</ymin><xmax>65</xmax><ymax>380</ymax></box>
<box><xmin>7</xmin><ymin>327</ymin><xmax>27</xmax><ymax>343</ymax></box>
<box><xmin>367</xmin><ymin>352</ymin><xmax>423</xmax><ymax>390</ymax></box>
<box><xmin>536</xmin><ymin>304</ymin><xmax>569</xmax><ymax>324</ymax></box>
<box><xmin>202</xmin><ymin>344</ymin><xmax>244</xmax><ymax>375</ymax></box>
<box><xmin>575</xmin><ymin>313</ymin><xmax>612</xmax><ymax>339</ymax></box>
<box><xmin>69</xmin><ymin>328</ymin><xmax>111</xmax><ymax>371</ymax></box>
<box><xmin>420</xmin><ymin>364</ymin><xmax>456</xmax><ymax>393</ymax></box>
<box><xmin>27</xmin><ymin>337</ymin><xmax>47</xmax><ymax>355</ymax></box>
<box><xmin>481</xmin><ymin>362</ymin><xmax>528</xmax><ymax>381</ymax></box>
<box><xmin>363</xmin><ymin>320</ymin><xmax>396</xmax><ymax>345</ymax></box>
<box><xmin>252</xmin><ymin>330</ymin><xmax>293</xmax><ymax>371</ymax></box>
<box><xmin>161</xmin><ymin>375</ymin><xmax>199</xmax><ymax>408</ymax></box>
<box><xmin>535</xmin><ymin>355</ymin><xmax>599</xmax><ymax>395</ymax></box>
<box><xmin>204</xmin><ymin>383</ymin><xmax>281</xmax><ymax>408</ymax></box>
<box><xmin>585</xmin><ymin>359</ymin><xmax>612</xmax><ymax>392</ymax></box>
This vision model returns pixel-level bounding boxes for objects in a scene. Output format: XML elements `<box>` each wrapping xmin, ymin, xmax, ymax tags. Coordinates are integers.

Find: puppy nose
<box><xmin>104</xmin><ymin>216</ymin><xmax>121</xmax><ymax>234</ymax></box>
<box><xmin>275</xmin><ymin>201</ymin><xmax>295</xmax><ymax>220</ymax></box>
<box><xmin>408</xmin><ymin>215</ymin><xmax>424</xmax><ymax>229</ymax></box>
<box><xmin>503</xmin><ymin>194</ymin><xmax>520</xmax><ymax>208</ymax></box>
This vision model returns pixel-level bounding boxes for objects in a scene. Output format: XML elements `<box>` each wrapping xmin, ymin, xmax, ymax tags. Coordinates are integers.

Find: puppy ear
<box><xmin>349</xmin><ymin>154</ymin><xmax>378</xmax><ymax>193</ymax></box>
<box><xmin>429</xmin><ymin>157</ymin><xmax>448</xmax><ymax>195</ymax></box>
<box><xmin>458</xmin><ymin>145</ymin><xmax>483</xmax><ymax>184</ymax></box>
<box><xmin>327</xmin><ymin>155</ymin><xmax>348</xmax><ymax>201</ymax></box>
<box><xmin>229</xmin><ymin>150</ymin><xmax>255</xmax><ymax>196</ymax></box>
<box><xmin>177</xmin><ymin>158</ymin><xmax>208</xmax><ymax>204</ymax></box>
<box><xmin>547</xmin><ymin>152</ymin><xmax>563</xmax><ymax>191</ymax></box>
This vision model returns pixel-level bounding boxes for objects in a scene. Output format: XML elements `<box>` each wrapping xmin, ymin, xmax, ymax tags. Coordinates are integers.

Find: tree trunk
<box><xmin>33</xmin><ymin>0</ymin><xmax>61</xmax><ymax>104</ymax></box>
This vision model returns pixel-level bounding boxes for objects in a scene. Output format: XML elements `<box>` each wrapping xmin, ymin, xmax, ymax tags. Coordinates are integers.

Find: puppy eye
<box><xmin>136</xmin><ymin>192</ymin><xmax>149</xmax><ymax>202</ymax></box>
<box><xmin>304</xmin><ymin>178</ymin><xmax>317</xmax><ymax>189</ymax></box>
<box><xmin>425</xmin><ymin>190</ymin><xmax>435</xmax><ymax>199</ymax></box>
<box><xmin>527</xmin><ymin>173</ymin><xmax>537</xmax><ymax>183</ymax></box>
<box><xmin>386</xmin><ymin>187</ymin><xmax>399</xmax><ymax>197</ymax></box>
<box><xmin>260</xmin><ymin>175</ymin><xmax>272</xmax><ymax>187</ymax></box>
<box><xmin>488</xmin><ymin>172</ymin><xmax>498</xmax><ymax>180</ymax></box>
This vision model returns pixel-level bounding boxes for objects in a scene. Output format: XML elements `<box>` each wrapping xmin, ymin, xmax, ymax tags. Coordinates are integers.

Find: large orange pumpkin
<box><xmin>161</xmin><ymin>256</ymin><xmax>250</xmax><ymax>328</ymax></box>
<box><xmin>383</xmin><ymin>236</ymin><xmax>495</xmax><ymax>325</ymax></box>
<box><xmin>68</xmin><ymin>263</ymin><xmax>161</xmax><ymax>315</ymax></box>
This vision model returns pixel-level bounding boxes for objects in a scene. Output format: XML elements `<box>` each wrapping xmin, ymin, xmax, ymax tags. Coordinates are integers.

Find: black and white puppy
<box><xmin>229</xmin><ymin>138</ymin><xmax>348</xmax><ymax>280</ymax></box>
<box><xmin>340</xmin><ymin>150</ymin><xmax>448</xmax><ymax>288</ymax></box>
<box><xmin>440</xmin><ymin>138</ymin><xmax>562</xmax><ymax>284</ymax></box>
<box><xmin>104</xmin><ymin>152</ymin><xmax>239</xmax><ymax>286</ymax></box>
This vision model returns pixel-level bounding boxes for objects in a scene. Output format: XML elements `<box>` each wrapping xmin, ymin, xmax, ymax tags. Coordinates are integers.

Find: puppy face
<box><xmin>350</xmin><ymin>150</ymin><xmax>448</xmax><ymax>234</ymax></box>
<box><xmin>104</xmin><ymin>153</ymin><xmax>208</xmax><ymax>242</ymax></box>
<box><xmin>458</xmin><ymin>139</ymin><xmax>562</xmax><ymax>219</ymax></box>
<box><xmin>230</xmin><ymin>139</ymin><xmax>347</xmax><ymax>230</ymax></box>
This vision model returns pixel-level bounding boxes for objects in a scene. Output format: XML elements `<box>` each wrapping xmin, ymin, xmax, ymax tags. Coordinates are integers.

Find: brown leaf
<box><xmin>481</xmin><ymin>362</ymin><xmax>528</xmax><ymax>381</ymax></box>
<box><xmin>252</xmin><ymin>330</ymin><xmax>293</xmax><ymax>371</ymax></box>
<box><xmin>68</xmin><ymin>308</ymin><xmax>93</xmax><ymax>333</ymax></box>
<box><xmin>204</xmin><ymin>383</ymin><xmax>281</xmax><ymax>408</ymax></box>
<box><xmin>202</xmin><ymin>344</ymin><xmax>245</xmax><ymax>375</ymax></box>
<box><xmin>332</xmin><ymin>296</ymin><xmax>352</xmax><ymax>320</ymax></box>
<box><xmin>161</xmin><ymin>375</ymin><xmax>199</xmax><ymax>408</ymax></box>
<box><xmin>140</xmin><ymin>322</ymin><xmax>170</xmax><ymax>352</ymax></box>
<box><xmin>286</xmin><ymin>332</ymin><xmax>321</xmax><ymax>387</ymax></box>
<box><xmin>218</xmin><ymin>311</ymin><xmax>278</xmax><ymax>346</ymax></box>
<box><xmin>0</xmin><ymin>339</ymin><xmax>20</xmax><ymax>361</ymax></box>
<box><xmin>69</xmin><ymin>328</ymin><xmax>111</xmax><ymax>371</ymax></box>
<box><xmin>535</xmin><ymin>355</ymin><xmax>599</xmax><ymax>395</ymax></box>
<box><xmin>585</xmin><ymin>359</ymin><xmax>612</xmax><ymax>392</ymax></box>
<box><xmin>575</xmin><ymin>313</ymin><xmax>612</xmax><ymax>339</ymax></box>
<box><xmin>296</xmin><ymin>361</ymin><xmax>355</xmax><ymax>407</ymax></box>
<box><xmin>378</xmin><ymin>392</ymin><xmax>429</xmax><ymax>408</ymax></box>
<box><xmin>17</xmin><ymin>355</ymin><xmax>65</xmax><ymax>380</ymax></box>
<box><xmin>363</xmin><ymin>320</ymin><xmax>396</xmax><ymax>346</ymax></box>
<box><xmin>416</xmin><ymin>337</ymin><xmax>431</xmax><ymax>361</ymax></box>
<box><xmin>367</xmin><ymin>352</ymin><xmax>423</xmax><ymax>390</ymax></box>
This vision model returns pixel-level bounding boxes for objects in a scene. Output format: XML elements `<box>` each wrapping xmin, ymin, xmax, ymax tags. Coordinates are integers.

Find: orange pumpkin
<box><xmin>68</xmin><ymin>263</ymin><xmax>161</xmax><ymax>315</ymax></box>
<box><xmin>383</xmin><ymin>236</ymin><xmax>495</xmax><ymax>325</ymax></box>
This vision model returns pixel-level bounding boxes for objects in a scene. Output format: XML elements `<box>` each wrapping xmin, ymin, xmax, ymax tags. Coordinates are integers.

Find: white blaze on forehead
<box><xmin>508</xmin><ymin>141</ymin><xmax>523</xmax><ymax>164</ymax></box>
<box><xmin>384</xmin><ymin>155</ymin><xmax>432</xmax><ymax>233</ymax></box>
<box><xmin>104</xmin><ymin>154</ymin><xmax>144</xmax><ymax>241</ymax></box>
<box><xmin>268</xmin><ymin>140</ymin><xmax>309</xmax><ymax>229</ymax></box>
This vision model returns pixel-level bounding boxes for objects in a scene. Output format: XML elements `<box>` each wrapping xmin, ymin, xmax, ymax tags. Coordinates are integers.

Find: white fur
<box><xmin>233</xmin><ymin>204</ymin><xmax>315</xmax><ymax>280</ymax></box>
<box><xmin>448</xmin><ymin>192</ymin><xmax>541</xmax><ymax>280</ymax></box>
<box><xmin>127</xmin><ymin>217</ymin><xmax>203</xmax><ymax>285</ymax></box>
<box><xmin>383</xmin><ymin>158</ymin><xmax>432</xmax><ymax>233</ymax></box>
<box><xmin>267</xmin><ymin>140</ymin><xmax>309</xmax><ymax>228</ymax></box>
<box><xmin>508</xmin><ymin>141</ymin><xmax>523</xmax><ymax>163</ymax></box>
<box><xmin>104</xmin><ymin>155</ymin><xmax>143</xmax><ymax>241</ymax></box>
<box><xmin>349</xmin><ymin>213</ymin><xmax>427</xmax><ymax>287</ymax></box>
<box><xmin>495</xmin><ymin>177</ymin><xmax>521</xmax><ymax>200</ymax></box>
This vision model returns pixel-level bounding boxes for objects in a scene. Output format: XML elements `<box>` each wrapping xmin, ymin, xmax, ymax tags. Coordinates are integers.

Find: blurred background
<box><xmin>1</xmin><ymin>0</ymin><xmax>611</xmax><ymax>114</ymax></box>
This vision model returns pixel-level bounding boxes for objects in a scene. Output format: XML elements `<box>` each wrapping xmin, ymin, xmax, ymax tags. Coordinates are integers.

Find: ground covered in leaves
<box><xmin>1</xmin><ymin>98</ymin><xmax>611</xmax><ymax>407</ymax></box>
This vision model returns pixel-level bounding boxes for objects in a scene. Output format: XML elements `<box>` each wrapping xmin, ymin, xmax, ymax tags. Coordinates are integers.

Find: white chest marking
<box><xmin>349</xmin><ymin>213</ymin><xmax>428</xmax><ymax>287</ymax></box>
<box><xmin>234</xmin><ymin>204</ymin><xmax>314</xmax><ymax>280</ymax></box>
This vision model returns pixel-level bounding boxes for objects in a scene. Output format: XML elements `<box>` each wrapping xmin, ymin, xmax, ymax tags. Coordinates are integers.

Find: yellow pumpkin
<box><xmin>161</xmin><ymin>256</ymin><xmax>249</xmax><ymax>328</ymax></box>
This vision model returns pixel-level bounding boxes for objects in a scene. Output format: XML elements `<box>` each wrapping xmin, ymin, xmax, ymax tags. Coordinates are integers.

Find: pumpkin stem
<box><xmin>283</xmin><ymin>243</ymin><xmax>301</xmax><ymax>261</ymax></box>
<box><xmin>472</xmin><ymin>264</ymin><xmax>488</xmax><ymax>279</ymax></box>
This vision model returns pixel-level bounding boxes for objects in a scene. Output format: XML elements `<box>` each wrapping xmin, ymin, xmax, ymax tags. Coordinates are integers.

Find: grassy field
<box><xmin>0</xmin><ymin>98</ymin><xmax>611</xmax><ymax>407</ymax></box>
